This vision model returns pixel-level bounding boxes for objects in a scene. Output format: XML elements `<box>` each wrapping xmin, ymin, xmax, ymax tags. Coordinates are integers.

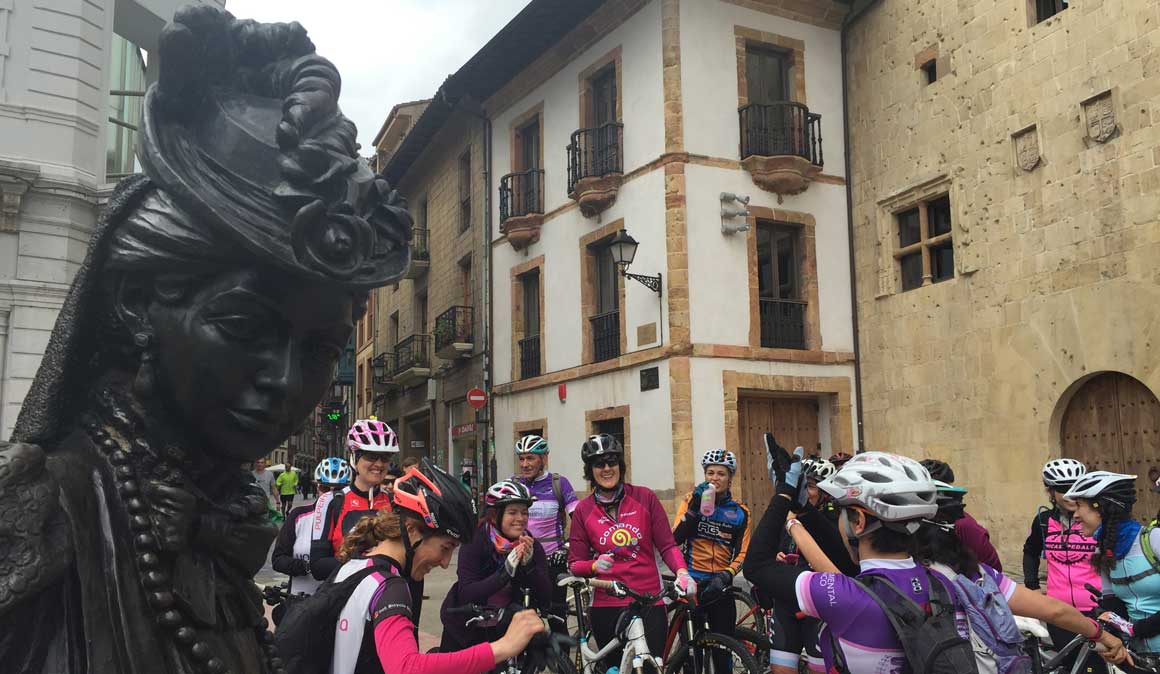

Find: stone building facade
<box><xmin>363</xmin><ymin>104</ymin><xmax>489</xmax><ymax>480</ymax></box>
<box><xmin>846</xmin><ymin>0</ymin><xmax>1160</xmax><ymax>560</ymax></box>
<box><xmin>422</xmin><ymin>0</ymin><xmax>859</xmax><ymax>511</ymax></box>
<box><xmin>0</xmin><ymin>0</ymin><xmax>220</xmax><ymax>438</ymax></box>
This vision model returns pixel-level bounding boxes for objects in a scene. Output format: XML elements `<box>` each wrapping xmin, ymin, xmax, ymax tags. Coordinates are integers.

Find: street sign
<box><xmin>467</xmin><ymin>388</ymin><xmax>488</xmax><ymax>410</ymax></box>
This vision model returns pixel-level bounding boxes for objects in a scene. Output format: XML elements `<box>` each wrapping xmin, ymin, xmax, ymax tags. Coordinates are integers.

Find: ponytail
<box><xmin>337</xmin><ymin>510</ymin><xmax>404</xmax><ymax>561</ymax></box>
<box><xmin>1091</xmin><ymin>501</ymin><xmax>1128</xmax><ymax>573</ymax></box>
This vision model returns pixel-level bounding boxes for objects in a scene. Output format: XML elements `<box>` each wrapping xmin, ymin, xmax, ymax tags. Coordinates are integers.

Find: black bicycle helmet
<box><xmin>391</xmin><ymin>458</ymin><xmax>477</xmax><ymax>543</ymax></box>
<box><xmin>934</xmin><ymin>481</ymin><xmax>967</xmax><ymax>522</ymax></box>
<box><xmin>581</xmin><ymin>433</ymin><xmax>623</xmax><ymax>463</ymax></box>
<box><xmin>920</xmin><ymin>458</ymin><xmax>955</xmax><ymax>484</ymax></box>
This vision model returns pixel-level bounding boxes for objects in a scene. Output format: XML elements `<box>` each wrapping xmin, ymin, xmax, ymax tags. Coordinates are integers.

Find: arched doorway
<box><xmin>1060</xmin><ymin>372</ymin><xmax>1160</xmax><ymax>519</ymax></box>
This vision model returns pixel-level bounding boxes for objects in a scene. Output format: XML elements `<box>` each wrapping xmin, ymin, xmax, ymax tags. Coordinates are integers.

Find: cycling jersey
<box><xmin>515</xmin><ymin>471</ymin><xmax>578</xmax><ymax>554</ymax></box>
<box><xmin>270</xmin><ymin>499</ymin><xmax>330</xmax><ymax>595</ymax></box>
<box><xmin>1101</xmin><ymin>523</ymin><xmax>1160</xmax><ymax>653</ymax></box>
<box><xmin>568</xmin><ymin>483</ymin><xmax>687</xmax><ymax>607</ymax></box>
<box><xmin>671</xmin><ymin>489</ymin><xmax>751</xmax><ymax>581</ymax></box>
<box><xmin>795</xmin><ymin>558</ymin><xmax>1014</xmax><ymax>673</ymax></box>
<box><xmin>324</xmin><ymin>485</ymin><xmax>393</xmax><ymax>553</ymax></box>
<box><xmin>1022</xmin><ymin>508</ymin><xmax>1100</xmax><ymax>611</ymax></box>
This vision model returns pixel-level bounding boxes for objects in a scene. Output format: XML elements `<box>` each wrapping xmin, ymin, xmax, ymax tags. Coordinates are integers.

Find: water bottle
<box><xmin>700</xmin><ymin>483</ymin><xmax>716</xmax><ymax>517</ymax></box>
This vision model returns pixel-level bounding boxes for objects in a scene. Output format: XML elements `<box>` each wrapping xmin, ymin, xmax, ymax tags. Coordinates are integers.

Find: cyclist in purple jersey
<box><xmin>512</xmin><ymin>435</ymin><xmax>578</xmax><ymax>555</ymax></box>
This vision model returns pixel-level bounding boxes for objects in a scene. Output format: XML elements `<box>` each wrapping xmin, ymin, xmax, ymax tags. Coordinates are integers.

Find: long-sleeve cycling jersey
<box><xmin>568</xmin><ymin>483</ymin><xmax>687</xmax><ymax>607</ymax></box>
<box><xmin>955</xmin><ymin>511</ymin><xmax>1002</xmax><ymax>572</ymax></box>
<box><xmin>671</xmin><ymin>490</ymin><xmax>751</xmax><ymax>581</ymax></box>
<box><xmin>271</xmin><ymin>502</ymin><xmax>324</xmax><ymax>595</ymax></box>
<box><xmin>309</xmin><ymin>485</ymin><xmax>392</xmax><ymax>581</ymax></box>
<box><xmin>1022</xmin><ymin>507</ymin><xmax>1100</xmax><ymax>611</ymax></box>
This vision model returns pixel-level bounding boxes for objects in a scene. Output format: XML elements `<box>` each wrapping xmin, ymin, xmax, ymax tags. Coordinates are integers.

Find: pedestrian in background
<box><xmin>275</xmin><ymin>467</ymin><xmax>299</xmax><ymax>519</ymax></box>
<box><xmin>252</xmin><ymin>457</ymin><xmax>276</xmax><ymax>508</ymax></box>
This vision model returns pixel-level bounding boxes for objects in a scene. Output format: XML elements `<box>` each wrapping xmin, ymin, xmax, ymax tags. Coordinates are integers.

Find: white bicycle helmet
<box><xmin>484</xmin><ymin>480</ymin><xmax>536</xmax><ymax>509</ymax></box>
<box><xmin>701</xmin><ymin>449</ymin><xmax>737</xmax><ymax>474</ymax></box>
<box><xmin>347</xmin><ymin>418</ymin><xmax>399</xmax><ymax>453</ymax></box>
<box><xmin>1063</xmin><ymin>470</ymin><xmax>1138</xmax><ymax>509</ymax></box>
<box><xmin>818</xmin><ymin>452</ymin><xmax>937</xmax><ymax>533</ymax></box>
<box><xmin>314</xmin><ymin>457</ymin><xmax>352</xmax><ymax>486</ymax></box>
<box><xmin>515</xmin><ymin>434</ymin><xmax>549</xmax><ymax>455</ymax></box>
<box><xmin>1042</xmin><ymin>458</ymin><xmax>1087</xmax><ymax>489</ymax></box>
<box><xmin>807</xmin><ymin>458</ymin><xmax>837</xmax><ymax>482</ymax></box>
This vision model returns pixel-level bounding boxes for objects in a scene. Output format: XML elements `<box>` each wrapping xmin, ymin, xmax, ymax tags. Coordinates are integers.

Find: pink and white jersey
<box><xmin>1044</xmin><ymin>515</ymin><xmax>1100</xmax><ymax>611</ymax></box>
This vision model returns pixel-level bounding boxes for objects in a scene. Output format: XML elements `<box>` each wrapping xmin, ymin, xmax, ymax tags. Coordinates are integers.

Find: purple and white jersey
<box><xmin>794</xmin><ymin>558</ymin><xmax>1016</xmax><ymax>674</ymax></box>
<box><xmin>516</xmin><ymin>471</ymin><xmax>578</xmax><ymax>554</ymax></box>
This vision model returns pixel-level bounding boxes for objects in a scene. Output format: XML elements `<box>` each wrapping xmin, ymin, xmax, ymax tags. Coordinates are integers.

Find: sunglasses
<box><xmin>591</xmin><ymin>457</ymin><xmax>620</xmax><ymax>469</ymax></box>
<box><xmin>355</xmin><ymin>452</ymin><xmax>391</xmax><ymax>465</ymax></box>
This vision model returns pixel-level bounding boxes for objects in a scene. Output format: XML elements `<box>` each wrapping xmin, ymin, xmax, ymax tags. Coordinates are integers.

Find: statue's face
<box><xmin>148</xmin><ymin>269</ymin><xmax>355</xmax><ymax>461</ymax></box>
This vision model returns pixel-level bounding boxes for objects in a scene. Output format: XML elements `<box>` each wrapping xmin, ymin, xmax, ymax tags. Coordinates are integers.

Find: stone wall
<box><xmin>846</xmin><ymin>0</ymin><xmax>1160</xmax><ymax>564</ymax></box>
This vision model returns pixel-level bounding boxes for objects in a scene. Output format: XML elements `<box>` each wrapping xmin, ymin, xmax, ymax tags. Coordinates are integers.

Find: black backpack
<box><xmin>831</xmin><ymin>568</ymin><xmax>979</xmax><ymax>674</ymax></box>
<box><xmin>274</xmin><ymin>566</ymin><xmax>380</xmax><ymax>674</ymax></box>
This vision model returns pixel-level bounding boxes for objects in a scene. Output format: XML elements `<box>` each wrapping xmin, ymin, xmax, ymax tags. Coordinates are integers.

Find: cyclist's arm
<box><xmin>567</xmin><ymin>503</ymin><xmax>598</xmax><ymax>576</ymax></box>
<box><xmin>453</xmin><ymin>536</ymin><xmax>513</xmax><ymax>605</ymax></box>
<box><xmin>309</xmin><ymin>496</ymin><xmax>342</xmax><ymax>580</ymax></box>
<box><xmin>787</xmin><ymin>516</ymin><xmax>840</xmax><ymax>574</ymax></box>
<box><xmin>376</xmin><ymin>615</ymin><xmax>495</xmax><ymax>674</ymax></box>
<box><xmin>672</xmin><ymin>494</ymin><xmax>694</xmax><ymax>544</ymax></box>
<box><xmin>1022</xmin><ymin>512</ymin><xmax>1046</xmax><ymax>589</ymax></box>
<box><xmin>727</xmin><ymin>504</ymin><xmax>752</xmax><ymax>575</ymax></box>
<box><xmin>271</xmin><ymin>509</ymin><xmax>307</xmax><ymax>576</ymax></box>
<box><xmin>956</xmin><ymin>512</ymin><xmax>1003</xmax><ymax>572</ymax></box>
<box><xmin>1008</xmin><ymin>585</ymin><xmax>1102</xmax><ymax>639</ymax></box>
<box><xmin>795</xmin><ymin>506</ymin><xmax>859</xmax><ymax>577</ymax></box>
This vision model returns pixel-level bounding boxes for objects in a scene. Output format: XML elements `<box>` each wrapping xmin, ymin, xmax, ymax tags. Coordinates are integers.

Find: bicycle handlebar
<box><xmin>556</xmin><ymin>575</ymin><xmax>677</xmax><ymax>603</ymax></box>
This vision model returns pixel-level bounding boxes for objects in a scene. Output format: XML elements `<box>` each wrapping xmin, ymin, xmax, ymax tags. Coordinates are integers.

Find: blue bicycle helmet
<box><xmin>315</xmin><ymin>457</ymin><xmax>352</xmax><ymax>486</ymax></box>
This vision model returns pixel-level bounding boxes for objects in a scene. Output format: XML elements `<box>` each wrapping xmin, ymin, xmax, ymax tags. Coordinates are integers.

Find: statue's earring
<box><xmin>132</xmin><ymin>332</ymin><xmax>156</xmax><ymax>398</ymax></box>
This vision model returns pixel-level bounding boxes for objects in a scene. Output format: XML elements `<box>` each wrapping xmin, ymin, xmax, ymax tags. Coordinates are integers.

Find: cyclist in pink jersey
<box><xmin>568</xmin><ymin>433</ymin><xmax>696</xmax><ymax>668</ymax></box>
<box><xmin>1024</xmin><ymin>458</ymin><xmax>1106</xmax><ymax>673</ymax></box>
<box><xmin>307</xmin><ymin>460</ymin><xmax>544</xmax><ymax>674</ymax></box>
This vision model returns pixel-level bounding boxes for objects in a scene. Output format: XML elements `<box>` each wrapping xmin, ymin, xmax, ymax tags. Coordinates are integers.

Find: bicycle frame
<box><xmin>569</xmin><ymin>582</ymin><xmax>663</xmax><ymax>674</ymax></box>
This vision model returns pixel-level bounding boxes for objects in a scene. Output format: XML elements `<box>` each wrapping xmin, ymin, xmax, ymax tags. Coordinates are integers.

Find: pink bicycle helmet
<box><xmin>347</xmin><ymin>418</ymin><xmax>399</xmax><ymax>453</ymax></box>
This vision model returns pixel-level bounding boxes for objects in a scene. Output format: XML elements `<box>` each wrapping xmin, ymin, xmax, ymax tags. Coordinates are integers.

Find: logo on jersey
<box><xmin>598</xmin><ymin>523</ymin><xmax>643</xmax><ymax>559</ymax></box>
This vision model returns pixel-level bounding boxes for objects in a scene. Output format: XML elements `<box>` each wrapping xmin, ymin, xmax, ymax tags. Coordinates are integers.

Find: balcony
<box><xmin>590</xmin><ymin>310</ymin><xmax>620</xmax><ymax>363</ymax></box>
<box><xmin>519</xmin><ymin>334</ymin><xmax>541</xmax><ymax>379</ymax></box>
<box><xmin>738</xmin><ymin>102</ymin><xmax>823</xmax><ymax>199</ymax></box>
<box><xmin>434</xmin><ymin>306</ymin><xmax>474</xmax><ymax>360</ymax></box>
<box><xmin>371</xmin><ymin>352</ymin><xmax>401</xmax><ymax>399</ymax></box>
<box><xmin>567</xmin><ymin>122</ymin><xmax>623</xmax><ymax>218</ymax></box>
<box><xmin>498</xmin><ymin>169</ymin><xmax>545</xmax><ymax>250</ymax></box>
<box><xmin>759</xmin><ymin>298</ymin><xmax>806</xmax><ymax>350</ymax></box>
<box><xmin>405</xmin><ymin>227</ymin><xmax>429</xmax><ymax>279</ymax></box>
<box><xmin>390</xmin><ymin>334</ymin><xmax>432</xmax><ymax>387</ymax></box>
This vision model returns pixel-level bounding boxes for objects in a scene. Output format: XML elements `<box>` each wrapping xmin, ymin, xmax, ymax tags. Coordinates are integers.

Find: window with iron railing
<box><xmin>757</xmin><ymin>221</ymin><xmax>806</xmax><ymax>349</ymax></box>
<box><xmin>739</xmin><ymin>102</ymin><xmax>823</xmax><ymax>166</ymax></box>
<box><xmin>519</xmin><ymin>335</ymin><xmax>541</xmax><ymax>380</ymax></box>
<box><xmin>499</xmin><ymin>169</ymin><xmax>544</xmax><ymax>222</ymax></box>
<box><xmin>391</xmin><ymin>334</ymin><xmax>432</xmax><ymax>375</ymax></box>
<box><xmin>519</xmin><ymin>269</ymin><xmax>542</xmax><ymax>379</ymax></box>
<box><xmin>434</xmin><ymin>306</ymin><xmax>473</xmax><ymax>353</ymax></box>
<box><xmin>567</xmin><ymin>123</ymin><xmax>623</xmax><ymax>195</ymax></box>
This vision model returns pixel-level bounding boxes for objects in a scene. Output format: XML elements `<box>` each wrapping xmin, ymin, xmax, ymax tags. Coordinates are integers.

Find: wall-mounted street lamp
<box><xmin>607</xmin><ymin>228</ymin><xmax>662</xmax><ymax>295</ymax></box>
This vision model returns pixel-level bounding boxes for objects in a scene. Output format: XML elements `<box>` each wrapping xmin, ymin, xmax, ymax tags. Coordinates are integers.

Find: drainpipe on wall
<box><xmin>840</xmin><ymin>0</ymin><xmax>882</xmax><ymax>453</ymax></box>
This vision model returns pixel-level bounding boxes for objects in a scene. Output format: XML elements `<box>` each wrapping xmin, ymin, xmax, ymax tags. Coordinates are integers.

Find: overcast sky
<box><xmin>225</xmin><ymin>0</ymin><xmax>532</xmax><ymax>151</ymax></box>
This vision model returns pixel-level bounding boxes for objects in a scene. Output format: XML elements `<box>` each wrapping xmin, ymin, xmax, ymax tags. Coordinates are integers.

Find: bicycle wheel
<box><xmin>730</xmin><ymin>588</ymin><xmax>764</xmax><ymax>634</ymax></box>
<box><xmin>664</xmin><ymin>632</ymin><xmax>761</xmax><ymax>674</ymax></box>
<box><xmin>731</xmin><ymin>627</ymin><xmax>768</xmax><ymax>671</ymax></box>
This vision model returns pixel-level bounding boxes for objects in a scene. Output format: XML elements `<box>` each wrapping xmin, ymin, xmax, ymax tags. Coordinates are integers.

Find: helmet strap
<box><xmin>400</xmin><ymin>522</ymin><xmax>425</xmax><ymax>578</ymax></box>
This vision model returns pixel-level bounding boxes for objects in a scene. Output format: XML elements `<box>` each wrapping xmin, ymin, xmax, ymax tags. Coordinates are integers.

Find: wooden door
<box><xmin>736</xmin><ymin>395</ymin><xmax>819</xmax><ymax>513</ymax></box>
<box><xmin>1061</xmin><ymin>373</ymin><xmax>1160</xmax><ymax>520</ymax></box>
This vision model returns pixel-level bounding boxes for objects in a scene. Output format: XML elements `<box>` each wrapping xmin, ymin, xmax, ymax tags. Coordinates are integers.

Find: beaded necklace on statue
<box><xmin>81</xmin><ymin>387</ymin><xmax>285</xmax><ymax>674</ymax></box>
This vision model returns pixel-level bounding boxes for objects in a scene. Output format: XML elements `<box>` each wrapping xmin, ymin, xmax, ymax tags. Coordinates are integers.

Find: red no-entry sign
<box><xmin>467</xmin><ymin>388</ymin><xmax>488</xmax><ymax>409</ymax></box>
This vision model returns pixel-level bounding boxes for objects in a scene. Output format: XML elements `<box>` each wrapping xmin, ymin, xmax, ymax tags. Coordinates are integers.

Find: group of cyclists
<box><xmin>264</xmin><ymin>415</ymin><xmax>1160</xmax><ymax>674</ymax></box>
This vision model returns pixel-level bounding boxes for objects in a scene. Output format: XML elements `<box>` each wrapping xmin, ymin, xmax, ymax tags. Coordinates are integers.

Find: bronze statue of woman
<box><xmin>0</xmin><ymin>6</ymin><xmax>411</xmax><ymax>673</ymax></box>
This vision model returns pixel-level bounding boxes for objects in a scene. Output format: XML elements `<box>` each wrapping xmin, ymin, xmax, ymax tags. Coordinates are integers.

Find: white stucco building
<box><xmin>0</xmin><ymin>0</ymin><xmax>220</xmax><ymax>437</ymax></box>
<box><xmin>464</xmin><ymin>0</ymin><xmax>857</xmax><ymax>508</ymax></box>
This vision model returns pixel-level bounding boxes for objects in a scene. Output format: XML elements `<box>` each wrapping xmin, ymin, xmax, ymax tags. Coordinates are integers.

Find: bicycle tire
<box><xmin>731</xmin><ymin>626</ymin><xmax>768</xmax><ymax>670</ymax></box>
<box><xmin>664</xmin><ymin>632</ymin><xmax>761</xmax><ymax>674</ymax></box>
<box><xmin>730</xmin><ymin>589</ymin><xmax>764</xmax><ymax>634</ymax></box>
<box><xmin>525</xmin><ymin>651</ymin><xmax>581</xmax><ymax>674</ymax></box>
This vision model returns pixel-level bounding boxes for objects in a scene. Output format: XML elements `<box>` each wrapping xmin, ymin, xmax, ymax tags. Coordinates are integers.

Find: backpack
<box><xmin>932</xmin><ymin>563</ymin><xmax>1030</xmax><ymax>674</ymax></box>
<box><xmin>831</xmin><ymin>567</ymin><xmax>979</xmax><ymax>674</ymax></box>
<box><xmin>274</xmin><ymin>566</ymin><xmax>380</xmax><ymax>674</ymax></box>
<box><xmin>1143</xmin><ymin>520</ymin><xmax>1158</xmax><ymax>573</ymax></box>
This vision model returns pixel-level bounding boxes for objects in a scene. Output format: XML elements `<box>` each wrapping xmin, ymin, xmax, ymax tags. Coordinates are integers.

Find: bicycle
<box><xmin>559</xmin><ymin>575</ymin><xmax>676</xmax><ymax>674</ymax></box>
<box><xmin>662</xmin><ymin>587</ymin><xmax>761</xmax><ymax>674</ymax></box>
<box><xmin>726</xmin><ymin>585</ymin><xmax>768</xmax><ymax>667</ymax></box>
<box><xmin>261</xmin><ymin>581</ymin><xmax>309</xmax><ymax>626</ymax></box>
<box><xmin>445</xmin><ymin>596</ymin><xmax>578</xmax><ymax>674</ymax></box>
<box><xmin>1017</xmin><ymin>584</ymin><xmax>1160</xmax><ymax>674</ymax></box>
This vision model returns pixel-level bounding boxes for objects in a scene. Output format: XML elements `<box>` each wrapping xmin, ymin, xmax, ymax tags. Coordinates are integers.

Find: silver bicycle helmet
<box><xmin>818</xmin><ymin>452</ymin><xmax>937</xmax><ymax>533</ymax></box>
<box><xmin>1042</xmin><ymin>458</ymin><xmax>1087</xmax><ymax>489</ymax></box>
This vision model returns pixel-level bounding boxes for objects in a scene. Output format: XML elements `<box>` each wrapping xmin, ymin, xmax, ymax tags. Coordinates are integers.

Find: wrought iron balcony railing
<box><xmin>567</xmin><ymin>122</ymin><xmax>623</xmax><ymax>195</ymax></box>
<box><xmin>590</xmin><ymin>310</ymin><xmax>620</xmax><ymax>363</ymax></box>
<box><xmin>759</xmin><ymin>298</ymin><xmax>806</xmax><ymax>350</ymax></box>
<box><xmin>739</xmin><ymin>102</ymin><xmax>823</xmax><ymax>166</ymax></box>
<box><xmin>519</xmin><ymin>335</ymin><xmax>541</xmax><ymax>379</ymax></box>
<box><xmin>434</xmin><ymin>306</ymin><xmax>474</xmax><ymax>354</ymax></box>
<box><xmin>391</xmin><ymin>334</ymin><xmax>432</xmax><ymax>376</ymax></box>
<box><xmin>411</xmin><ymin>227</ymin><xmax>429</xmax><ymax>261</ymax></box>
<box><xmin>499</xmin><ymin>169</ymin><xmax>545</xmax><ymax>223</ymax></box>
